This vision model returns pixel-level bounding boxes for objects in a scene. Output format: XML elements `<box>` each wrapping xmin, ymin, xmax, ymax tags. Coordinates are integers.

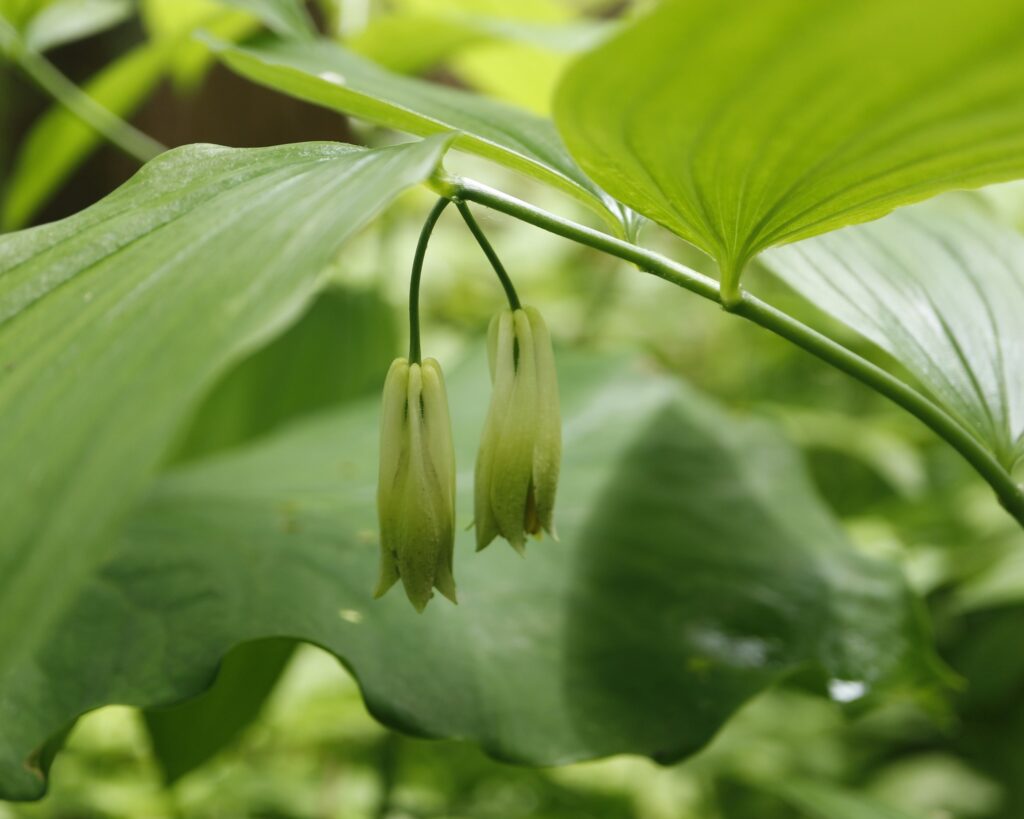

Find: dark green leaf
<box><xmin>0</xmin><ymin>352</ymin><xmax>938</xmax><ymax>799</ymax></box>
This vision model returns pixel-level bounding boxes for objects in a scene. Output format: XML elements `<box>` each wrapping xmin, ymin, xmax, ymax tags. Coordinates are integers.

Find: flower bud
<box><xmin>376</xmin><ymin>357</ymin><xmax>457</xmax><ymax>611</ymax></box>
<box><xmin>475</xmin><ymin>306</ymin><xmax>561</xmax><ymax>553</ymax></box>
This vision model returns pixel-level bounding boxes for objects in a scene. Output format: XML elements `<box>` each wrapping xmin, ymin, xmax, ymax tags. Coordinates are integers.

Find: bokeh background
<box><xmin>4</xmin><ymin>1</ymin><xmax>1024</xmax><ymax>817</ymax></box>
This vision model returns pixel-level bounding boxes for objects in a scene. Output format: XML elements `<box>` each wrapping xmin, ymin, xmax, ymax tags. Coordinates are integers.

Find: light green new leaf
<box><xmin>213</xmin><ymin>37</ymin><xmax>635</xmax><ymax>235</ymax></box>
<box><xmin>0</xmin><ymin>352</ymin><xmax>939</xmax><ymax>799</ymax></box>
<box><xmin>763</xmin><ymin>201</ymin><xmax>1024</xmax><ymax>470</ymax></box>
<box><xmin>0</xmin><ymin>137</ymin><xmax>450</xmax><ymax>700</ymax></box>
<box><xmin>555</xmin><ymin>0</ymin><xmax>1024</xmax><ymax>298</ymax></box>
<box><xmin>2</xmin><ymin>43</ymin><xmax>168</xmax><ymax>231</ymax></box>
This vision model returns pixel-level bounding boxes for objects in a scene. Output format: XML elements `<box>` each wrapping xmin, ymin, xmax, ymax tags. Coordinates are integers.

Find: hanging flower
<box><xmin>375</xmin><ymin>357</ymin><xmax>457</xmax><ymax>611</ymax></box>
<box><xmin>475</xmin><ymin>306</ymin><xmax>561</xmax><ymax>553</ymax></box>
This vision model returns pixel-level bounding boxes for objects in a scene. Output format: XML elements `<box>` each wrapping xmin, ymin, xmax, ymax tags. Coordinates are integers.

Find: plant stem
<box><xmin>1</xmin><ymin>17</ymin><xmax>165</xmax><ymax>163</ymax></box>
<box><xmin>454</xmin><ymin>200</ymin><xmax>520</xmax><ymax>310</ymax></box>
<box><xmin>450</xmin><ymin>176</ymin><xmax>1024</xmax><ymax>527</ymax></box>
<box><xmin>408</xmin><ymin>197</ymin><xmax>452</xmax><ymax>364</ymax></box>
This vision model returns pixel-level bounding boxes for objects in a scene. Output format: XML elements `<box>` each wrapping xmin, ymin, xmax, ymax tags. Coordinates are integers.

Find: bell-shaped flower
<box><xmin>475</xmin><ymin>306</ymin><xmax>561</xmax><ymax>553</ymax></box>
<box><xmin>376</xmin><ymin>357</ymin><xmax>457</xmax><ymax>611</ymax></box>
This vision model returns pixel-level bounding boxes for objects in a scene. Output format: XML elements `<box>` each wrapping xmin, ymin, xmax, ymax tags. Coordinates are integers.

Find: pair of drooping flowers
<box><xmin>375</xmin><ymin>199</ymin><xmax>562</xmax><ymax>612</ymax></box>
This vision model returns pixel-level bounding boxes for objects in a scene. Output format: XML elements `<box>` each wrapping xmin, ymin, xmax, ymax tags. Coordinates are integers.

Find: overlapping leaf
<box><xmin>0</xmin><ymin>352</ymin><xmax>938</xmax><ymax>799</ymax></box>
<box><xmin>555</xmin><ymin>0</ymin><xmax>1024</xmax><ymax>293</ymax></box>
<box><xmin>213</xmin><ymin>37</ymin><xmax>635</xmax><ymax>234</ymax></box>
<box><xmin>763</xmin><ymin>201</ymin><xmax>1024</xmax><ymax>470</ymax></box>
<box><xmin>0</xmin><ymin>137</ymin><xmax>450</xmax><ymax>699</ymax></box>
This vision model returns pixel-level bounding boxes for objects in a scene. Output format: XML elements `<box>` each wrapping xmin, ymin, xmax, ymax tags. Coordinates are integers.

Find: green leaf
<box><xmin>213</xmin><ymin>37</ymin><xmax>635</xmax><ymax>235</ymax></box>
<box><xmin>2</xmin><ymin>43</ymin><xmax>168</xmax><ymax>230</ymax></box>
<box><xmin>762</xmin><ymin>201</ymin><xmax>1024</xmax><ymax>471</ymax></box>
<box><xmin>554</xmin><ymin>0</ymin><xmax>1024</xmax><ymax>298</ymax></box>
<box><xmin>144</xmin><ymin>639</ymin><xmax>296</xmax><ymax>783</ymax></box>
<box><xmin>0</xmin><ymin>352</ymin><xmax>938</xmax><ymax>799</ymax></box>
<box><xmin>22</xmin><ymin>0</ymin><xmax>132</xmax><ymax>52</ymax></box>
<box><xmin>0</xmin><ymin>136</ymin><xmax>451</xmax><ymax>716</ymax></box>
<box><xmin>172</xmin><ymin>286</ymin><xmax>398</xmax><ymax>462</ymax></box>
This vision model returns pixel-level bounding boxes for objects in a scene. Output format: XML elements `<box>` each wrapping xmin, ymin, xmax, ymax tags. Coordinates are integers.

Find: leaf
<box><xmin>762</xmin><ymin>200</ymin><xmax>1024</xmax><ymax>470</ymax></box>
<box><xmin>172</xmin><ymin>286</ymin><xmax>398</xmax><ymax>462</ymax></box>
<box><xmin>22</xmin><ymin>0</ymin><xmax>132</xmax><ymax>52</ymax></box>
<box><xmin>2</xmin><ymin>43</ymin><xmax>168</xmax><ymax>230</ymax></box>
<box><xmin>0</xmin><ymin>136</ymin><xmax>451</xmax><ymax>716</ymax></box>
<box><xmin>144</xmin><ymin>639</ymin><xmax>296</xmax><ymax>783</ymax></box>
<box><xmin>0</xmin><ymin>352</ymin><xmax>938</xmax><ymax>799</ymax></box>
<box><xmin>213</xmin><ymin>37</ymin><xmax>635</xmax><ymax>235</ymax></box>
<box><xmin>554</xmin><ymin>0</ymin><xmax>1024</xmax><ymax>296</ymax></box>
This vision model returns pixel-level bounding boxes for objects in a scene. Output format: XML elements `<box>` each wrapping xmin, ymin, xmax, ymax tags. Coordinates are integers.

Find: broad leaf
<box><xmin>0</xmin><ymin>352</ymin><xmax>938</xmax><ymax>799</ymax></box>
<box><xmin>0</xmin><ymin>137</ymin><xmax>450</xmax><ymax>700</ymax></box>
<box><xmin>555</xmin><ymin>0</ymin><xmax>1024</xmax><ymax>294</ymax></box>
<box><xmin>762</xmin><ymin>201</ymin><xmax>1024</xmax><ymax>470</ymax></box>
<box><xmin>213</xmin><ymin>37</ymin><xmax>635</xmax><ymax>235</ymax></box>
<box><xmin>146</xmin><ymin>285</ymin><xmax>397</xmax><ymax>780</ymax></box>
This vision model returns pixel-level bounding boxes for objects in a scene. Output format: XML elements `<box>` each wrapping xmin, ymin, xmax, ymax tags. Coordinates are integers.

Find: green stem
<box><xmin>454</xmin><ymin>200</ymin><xmax>520</xmax><ymax>310</ymax></box>
<box><xmin>408</xmin><ymin>197</ymin><xmax>452</xmax><ymax>364</ymax></box>
<box><xmin>450</xmin><ymin>176</ymin><xmax>1024</xmax><ymax>527</ymax></box>
<box><xmin>1</xmin><ymin>17</ymin><xmax>164</xmax><ymax>163</ymax></box>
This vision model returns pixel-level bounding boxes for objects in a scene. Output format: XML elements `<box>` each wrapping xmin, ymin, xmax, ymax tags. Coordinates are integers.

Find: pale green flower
<box><xmin>376</xmin><ymin>357</ymin><xmax>457</xmax><ymax>611</ymax></box>
<box><xmin>475</xmin><ymin>306</ymin><xmax>561</xmax><ymax>553</ymax></box>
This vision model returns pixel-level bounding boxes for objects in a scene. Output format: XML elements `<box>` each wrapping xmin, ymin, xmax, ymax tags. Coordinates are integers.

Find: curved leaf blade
<box><xmin>555</xmin><ymin>0</ymin><xmax>1024</xmax><ymax>290</ymax></box>
<box><xmin>0</xmin><ymin>136</ymin><xmax>450</xmax><ymax>696</ymax></box>
<box><xmin>763</xmin><ymin>202</ymin><xmax>1024</xmax><ymax>469</ymax></box>
<box><xmin>0</xmin><ymin>353</ymin><xmax>938</xmax><ymax>799</ymax></box>
<box><xmin>213</xmin><ymin>37</ymin><xmax>635</xmax><ymax>235</ymax></box>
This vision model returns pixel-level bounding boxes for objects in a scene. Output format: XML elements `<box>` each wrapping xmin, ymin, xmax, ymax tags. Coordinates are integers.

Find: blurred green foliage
<box><xmin>3</xmin><ymin>0</ymin><xmax>1024</xmax><ymax>817</ymax></box>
